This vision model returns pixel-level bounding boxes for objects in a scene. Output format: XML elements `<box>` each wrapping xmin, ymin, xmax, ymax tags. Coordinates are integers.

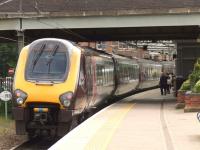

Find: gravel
<box><xmin>0</xmin><ymin>119</ymin><xmax>27</xmax><ymax>150</ymax></box>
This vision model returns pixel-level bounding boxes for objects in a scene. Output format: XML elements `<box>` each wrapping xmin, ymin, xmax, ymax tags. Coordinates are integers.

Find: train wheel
<box><xmin>27</xmin><ymin>130</ymin><xmax>36</xmax><ymax>139</ymax></box>
<box><xmin>15</xmin><ymin>121</ymin><xmax>26</xmax><ymax>135</ymax></box>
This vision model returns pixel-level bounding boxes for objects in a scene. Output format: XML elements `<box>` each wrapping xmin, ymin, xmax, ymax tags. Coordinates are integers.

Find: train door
<box><xmin>74</xmin><ymin>54</ymin><xmax>87</xmax><ymax>112</ymax></box>
<box><xmin>85</xmin><ymin>55</ymin><xmax>97</xmax><ymax>108</ymax></box>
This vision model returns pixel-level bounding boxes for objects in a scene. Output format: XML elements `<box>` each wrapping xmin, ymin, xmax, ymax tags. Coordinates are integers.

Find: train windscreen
<box><xmin>25</xmin><ymin>40</ymin><xmax>69</xmax><ymax>82</ymax></box>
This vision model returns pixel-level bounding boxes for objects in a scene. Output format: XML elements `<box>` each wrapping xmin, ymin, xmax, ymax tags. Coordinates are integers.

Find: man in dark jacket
<box><xmin>159</xmin><ymin>72</ymin><xmax>168</xmax><ymax>95</ymax></box>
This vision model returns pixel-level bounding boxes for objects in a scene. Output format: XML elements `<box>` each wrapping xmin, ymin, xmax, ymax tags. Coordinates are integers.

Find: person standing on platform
<box><xmin>166</xmin><ymin>73</ymin><xmax>170</xmax><ymax>94</ymax></box>
<box><xmin>159</xmin><ymin>72</ymin><xmax>168</xmax><ymax>95</ymax></box>
<box><xmin>167</xmin><ymin>73</ymin><xmax>173</xmax><ymax>93</ymax></box>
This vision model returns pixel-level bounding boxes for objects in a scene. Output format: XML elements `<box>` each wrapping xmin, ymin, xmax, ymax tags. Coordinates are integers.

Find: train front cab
<box><xmin>12</xmin><ymin>39</ymin><xmax>85</xmax><ymax>137</ymax></box>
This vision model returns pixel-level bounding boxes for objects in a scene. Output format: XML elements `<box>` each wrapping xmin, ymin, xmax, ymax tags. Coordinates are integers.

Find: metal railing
<box><xmin>0</xmin><ymin>77</ymin><xmax>13</xmax><ymax>92</ymax></box>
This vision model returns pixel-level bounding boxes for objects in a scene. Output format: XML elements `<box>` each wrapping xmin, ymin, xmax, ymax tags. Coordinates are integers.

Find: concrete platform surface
<box><xmin>49</xmin><ymin>89</ymin><xmax>200</xmax><ymax>150</ymax></box>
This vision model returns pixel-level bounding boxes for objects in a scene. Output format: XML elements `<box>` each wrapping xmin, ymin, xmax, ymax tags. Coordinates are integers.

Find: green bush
<box><xmin>189</xmin><ymin>70</ymin><xmax>200</xmax><ymax>88</ymax></box>
<box><xmin>180</xmin><ymin>79</ymin><xmax>191</xmax><ymax>91</ymax></box>
<box><xmin>180</xmin><ymin>58</ymin><xmax>200</xmax><ymax>93</ymax></box>
<box><xmin>194</xmin><ymin>63</ymin><xmax>200</xmax><ymax>71</ymax></box>
<box><xmin>192</xmin><ymin>80</ymin><xmax>200</xmax><ymax>93</ymax></box>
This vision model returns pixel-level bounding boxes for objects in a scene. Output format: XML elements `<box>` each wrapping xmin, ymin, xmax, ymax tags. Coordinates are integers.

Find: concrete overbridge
<box><xmin>1</xmin><ymin>0</ymin><xmax>200</xmax><ymax>42</ymax></box>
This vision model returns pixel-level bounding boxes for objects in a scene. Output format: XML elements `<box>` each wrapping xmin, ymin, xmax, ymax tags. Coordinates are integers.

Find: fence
<box><xmin>0</xmin><ymin>77</ymin><xmax>13</xmax><ymax>92</ymax></box>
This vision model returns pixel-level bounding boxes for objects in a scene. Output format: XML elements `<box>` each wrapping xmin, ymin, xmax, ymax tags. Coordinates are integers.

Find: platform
<box><xmin>49</xmin><ymin>89</ymin><xmax>200</xmax><ymax>150</ymax></box>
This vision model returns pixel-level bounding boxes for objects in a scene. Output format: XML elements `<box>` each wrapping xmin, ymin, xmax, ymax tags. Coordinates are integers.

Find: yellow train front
<box><xmin>12</xmin><ymin>38</ymin><xmax>87</xmax><ymax>137</ymax></box>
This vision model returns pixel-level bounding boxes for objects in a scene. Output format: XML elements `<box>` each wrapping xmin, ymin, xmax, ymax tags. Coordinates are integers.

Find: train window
<box><xmin>109</xmin><ymin>67</ymin><xmax>114</xmax><ymax>84</ymax></box>
<box><xmin>133</xmin><ymin>66</ymin><xmax>135</xmax><ymax>79</ymax></box>
<box><xmin>131</xmin><ymin>65</ymin><xmax>134</xmax><ymax>79</ymax></box>
<box><xmin>26</xmin><ymin>51</ymin><xmax>68</xmax><ymax>81</ymax></box>
<box><xmin>105</xmin><ymin>67</ymin><xmax>108</xmax><ymax>85</ymax></box>
<box><xmin>127</xmin><ymin>65</ymin><xmax>130</xmax><ymax>80</ymax></box>
<box><xmin>124</xmin><ymin>64</ymin><xmax>127</xmax><ymax>81</ymax></box>
<box><xmin>96</xmin><ymin>65</ymin><xmax>103</xmax><ymax>86</ymax></box>
<box><xmin>102</xmin><ymin>67</ymin><xmax>105</xmax><ymax>85</ymax></box>
<box><xmin>96</xmin><ymin>66</ymin><xmax>99</xmax><ymax>85</ymax></box>
<box><xmin>43</xmin><ymin>53</ymin><xmax>65</xmax><ymax>73</ymax></box>
<box><xmin>134</xmin><ymin>65</ymin><xmax>137</xmax><ymax>79</ymax></box>
<box><xmin>25</xmin><ymin>40</ymin><xmax>69</xmax><ymax>82</ymax></box>
<box><xmin>122</xmin><ymin>64</ymin><xmax>125</xmax><ymax>81</ymax></box>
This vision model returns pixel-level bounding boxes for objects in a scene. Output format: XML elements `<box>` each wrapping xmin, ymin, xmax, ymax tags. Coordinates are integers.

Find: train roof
<box><xmin>136</xmin><ymin>58</ymin><xmax>162</xmax><ymax>65</ymax></box>
<box><xmin>160</xmin><ymin>61</ymin><xmax>175</xmax><ymax>67</ymax></box>
<box><xmin>112</xmin><ymin>54</ymin><xmax>138</xmax><ymax>63</ymax></box>
<box><xmin>80</xmin><ymin>46</ymin><xmax>113</xmax><ymax>56</ymax></box>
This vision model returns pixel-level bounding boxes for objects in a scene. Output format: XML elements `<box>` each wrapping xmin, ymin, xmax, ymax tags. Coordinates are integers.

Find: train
<box><xmin>12</xmin><ymin>38</ymin><xmax>173</xmax><ymax>138</ymax></box>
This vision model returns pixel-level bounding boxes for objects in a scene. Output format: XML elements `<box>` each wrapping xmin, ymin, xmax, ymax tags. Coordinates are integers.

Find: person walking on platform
<box><xmin>159</xmin><ymin>72</ymin><xmax>168</xmax><ymax>95</ymax></box>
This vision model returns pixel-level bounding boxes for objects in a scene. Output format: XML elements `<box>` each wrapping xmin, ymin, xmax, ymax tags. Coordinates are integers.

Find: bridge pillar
<box><xmin>17</xmin><ymin>30</ymin><xmax>24</xmax><ymax>54</ymax></box>
<box><xmin>176</xmin><ymin>40</ymin><xmax>200</xmax><ymax>91</ymax></box>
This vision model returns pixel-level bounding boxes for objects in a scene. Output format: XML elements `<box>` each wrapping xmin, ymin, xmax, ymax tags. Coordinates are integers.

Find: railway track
<box><xmin>12</xmin><ymin>137</ymin><xmax>59</xmax><ymax>150</ymax></box>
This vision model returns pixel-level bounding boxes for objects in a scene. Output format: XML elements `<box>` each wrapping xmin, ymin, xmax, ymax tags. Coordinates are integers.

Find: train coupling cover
<box><xmin>33</xmin><ymin>108</ymin><xmax>49</xmax><ymax>123</ymax></box>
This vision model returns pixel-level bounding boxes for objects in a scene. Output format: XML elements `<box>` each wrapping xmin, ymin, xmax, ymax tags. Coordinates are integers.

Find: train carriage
<box><xmin>137</xmin><ymin>58</ymin><xmax>162</xmax><ymax>89</ymax></box>
<box><xmin>83</xmin><ymin>47</ymin><xmax>115</xmax><ymax>108</ymax></box>
<box><xmin>113</xmin><ymin>54</ymin><xmax>140</xmax><ymax>96</ymax></box>
<box><xmin>161</xmin><ymin>61</ymin><xmax>175</xmax><ymax>74</ymax></box>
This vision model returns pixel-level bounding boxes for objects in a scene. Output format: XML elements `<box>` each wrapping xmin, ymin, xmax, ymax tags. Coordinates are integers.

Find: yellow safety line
<box><xmin>85</xmin><ymin>103</ymin><xmax>134</xmax><ymax>150</ymax></box>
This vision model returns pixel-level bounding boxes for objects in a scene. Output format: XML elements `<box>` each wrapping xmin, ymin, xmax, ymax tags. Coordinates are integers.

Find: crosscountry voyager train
<box><xmin>12</xmin><ymin>38</ymin><xmax>170</xmax><ymax>138</ymax></box>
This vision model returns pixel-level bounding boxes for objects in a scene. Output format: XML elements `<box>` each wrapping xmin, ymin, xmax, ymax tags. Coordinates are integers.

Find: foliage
<box><xmin>193</xmin><ymin>58</ymin><xmax>200</xmax><ymax>71</ymax></box>
<box><xmin>188</xmin><ymin>70</ymin><xmax>200</xmax><ymax>89</ymax></box>
<box><xmin>0</xmin><ymin>43</ymin><xmax>18</xmax><ymax>77</ymax></box>
<box><xmin>180</xmin><ymin>58</ymin><xmax>200</xmax><ymax>92</ymax></box>
<box><xmin>180</xmin><ymin>79</ymin><xmax>191</xmax><ymax>91</ymax></box>
<box><xmin>192</xmin><ymin>80</ymin><xmax>200</xmax><ymax>93</ymax></box>
<box><xmin>191</xmin><ymin>58</ymin><xmax>200</xmax><ymax>93</ymax></box>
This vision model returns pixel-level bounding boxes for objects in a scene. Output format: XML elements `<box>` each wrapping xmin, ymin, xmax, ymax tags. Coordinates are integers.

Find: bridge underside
<box><xmin>0</xmin><ymin>25</ymin><xmax>199</xmax><ymax>42</ymax></box>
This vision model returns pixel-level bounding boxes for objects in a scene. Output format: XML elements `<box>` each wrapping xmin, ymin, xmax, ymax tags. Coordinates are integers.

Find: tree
<box><xmin>0</xmin><ymin>43</ymin><xmax>18</xmax><ymax>77</ymax></box>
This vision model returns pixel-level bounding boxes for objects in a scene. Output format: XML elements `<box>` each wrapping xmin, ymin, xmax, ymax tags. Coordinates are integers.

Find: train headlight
<box><xmin>16</xmin><ymin>97</ymin><xmax>24</xmax><ymax>105</ymax></box>
<box><xmin>14</xmin><ymin>89</ymin><xmax>28</xmax><ymax>105</ymax></box>
<box><xmin>59</xmin><ymin>92</ymin><xmax>73</xmax><ymax>107</ymax></box>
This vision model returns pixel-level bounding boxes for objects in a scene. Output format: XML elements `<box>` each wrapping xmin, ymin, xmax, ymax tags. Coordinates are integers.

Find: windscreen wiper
<box><xmin>46</xmin><ymin>44</ymin><xmax>59</xmax><ymax>66</ymax></box>
<box><xmin>32</xmin><ymin>44</ymin><xmax>46</xmax><ymax>71</ymax></box>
